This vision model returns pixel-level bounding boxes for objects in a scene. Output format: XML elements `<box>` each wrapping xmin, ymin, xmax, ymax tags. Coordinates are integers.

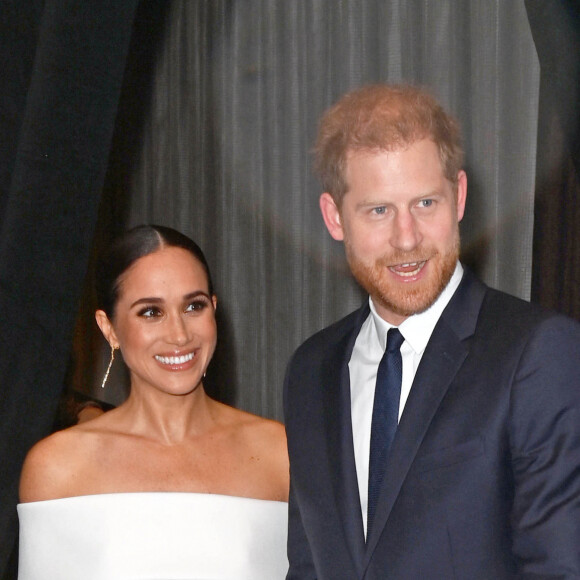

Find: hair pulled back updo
<box><xmin>95</xmin><ymin>225</ymin><xmax>214</xmax><ymax>319</ymax></box>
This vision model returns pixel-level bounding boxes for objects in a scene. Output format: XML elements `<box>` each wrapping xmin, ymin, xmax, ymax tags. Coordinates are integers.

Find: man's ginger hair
<box><xmin>313</xmin><ymin>84</ymin><xmax>464</xmax><ymax>204</ymax></box>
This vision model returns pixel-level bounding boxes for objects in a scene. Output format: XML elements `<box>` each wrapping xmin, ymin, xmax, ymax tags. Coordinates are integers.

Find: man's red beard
<box><xmin>345</xmin><ymin>233</ymin><xmax>460</xmax><ymax>318</ymax></box>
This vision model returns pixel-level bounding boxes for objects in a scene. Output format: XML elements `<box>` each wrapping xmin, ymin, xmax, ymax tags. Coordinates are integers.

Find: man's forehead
<box><xmin>346</xmin><ymin>138</ymin><xmax>434</xmax><ymax>159</ymax></box>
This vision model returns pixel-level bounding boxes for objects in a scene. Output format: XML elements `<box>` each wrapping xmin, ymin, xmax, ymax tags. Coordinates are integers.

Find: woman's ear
<box><xmin>95</xmin><ymin>310</ymin><xmax>119</xmax><ymax>348</ymax></box>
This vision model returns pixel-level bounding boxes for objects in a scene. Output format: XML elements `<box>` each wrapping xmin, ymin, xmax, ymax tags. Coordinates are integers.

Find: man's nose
<box><xmin>390</xmin><ymin>210</ymin><xmax>422</xmax><ymax>252</ymax></box>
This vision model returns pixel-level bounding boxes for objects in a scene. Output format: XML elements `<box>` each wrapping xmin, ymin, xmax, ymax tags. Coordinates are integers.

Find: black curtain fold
<box><xmin>0</xmin><ymin>1</ymin><xmax>139</xmax><ymax>576</ymax></box>
<box><xmin>526</xmin><ymin>0</ymin><xmax>580</xmax><ymax>319</ymax></box>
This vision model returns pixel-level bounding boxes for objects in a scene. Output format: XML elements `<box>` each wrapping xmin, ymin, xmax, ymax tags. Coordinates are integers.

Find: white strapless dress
<box><xmin>17</xmin><ymin>492</ymin><xmax>288</xmax><ymax>579</ymax></box>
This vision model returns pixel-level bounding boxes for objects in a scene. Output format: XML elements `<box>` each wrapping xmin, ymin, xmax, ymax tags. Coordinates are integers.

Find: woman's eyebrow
<box><xmin>129</xmin><ymin>296</ymin><xmax>163</xmax><ymax>309</ymax></box>
<box><xmin>183</xmin><ymin>291</ymin><xmax>211</xmax><ymax>300</ymax></box>
<box><xmin>129</xmin><ymin>290</ymin><xmax>210</xmax><ymax>309</ymax></box>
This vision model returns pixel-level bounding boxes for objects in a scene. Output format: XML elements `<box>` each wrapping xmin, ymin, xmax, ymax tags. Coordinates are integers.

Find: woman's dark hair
<box><xmin>95</xmin><ymin>225</ymin><xmax>214</xmax><ymax>318</ymax></box>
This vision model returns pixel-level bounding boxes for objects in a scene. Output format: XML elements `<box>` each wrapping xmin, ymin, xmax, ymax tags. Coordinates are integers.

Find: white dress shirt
<box><xmin>349</xmin><ymin>262</ymin><xmax>464</xmax><ymax>536</ymax></box>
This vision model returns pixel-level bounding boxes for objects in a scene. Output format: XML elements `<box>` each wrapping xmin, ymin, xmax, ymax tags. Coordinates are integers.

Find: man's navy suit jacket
<box><xmin>284</xmin><ymin>268</ymin><xmax>580</xmax><ymax>579</ymax></box>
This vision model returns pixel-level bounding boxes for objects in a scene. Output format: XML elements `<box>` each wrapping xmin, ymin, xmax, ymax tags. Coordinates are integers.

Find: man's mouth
<box><xmin>388</xmin><ymin>261</ymin><xmax>427</xmax><ymax>277</ymax></box>
<box><xmin>154</xmin><ymin>352</ymin><xmax>195</xmax><ymax>365</ymax></box>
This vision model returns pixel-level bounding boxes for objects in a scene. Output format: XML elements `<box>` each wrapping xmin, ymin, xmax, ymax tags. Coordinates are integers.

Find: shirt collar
<box><xmin>369</xmin><ymin>262</ymin><xmax>464</xmax><ymax>354</ymax></box>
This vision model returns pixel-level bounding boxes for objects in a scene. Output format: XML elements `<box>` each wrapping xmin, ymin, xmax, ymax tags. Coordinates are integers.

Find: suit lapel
<box><xmin>363</xmin><ymin>270</ymin><xmax>487</xmax><ymax>566</ymax></box>
<box><xmin>322</xmin><ymin>303</ymin><xmax>369</xmax><ymax>573</ymax></box>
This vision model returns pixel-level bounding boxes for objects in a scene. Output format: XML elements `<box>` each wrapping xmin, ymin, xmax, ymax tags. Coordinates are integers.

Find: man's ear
<box><xmin>95</xmin><ymin>310</ymin><xmax>119</xmax><ymax>348</ymax></box>
<box><xmin>319</xmin><ymin>193</ymin><xmax>344</xmax><ymax>241</ymax></box>
<box><xmin>456</xmin><ymin>170</ymin><xmax>467</xmax><ymax>222</ymax></box>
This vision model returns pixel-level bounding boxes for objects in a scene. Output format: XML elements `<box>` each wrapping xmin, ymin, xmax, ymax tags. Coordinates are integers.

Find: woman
<box><xmin>18</xmin><ymin>225</ymin><xmax>289</xmax><ymax>579</ymax></box>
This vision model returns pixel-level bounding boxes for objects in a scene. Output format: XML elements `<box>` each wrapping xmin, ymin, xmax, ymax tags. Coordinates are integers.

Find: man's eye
<box><xmin>372</xmin><ymin>206</ymin><xmax>386</xmax><ymax>215</ymax></box>
<box><xmin>419</xmin><ymin>199</ymin><xmax>433</xmax><ymax>208</ymax></box>
<box><xmin>186</xmin><ymin>300</ymin><xmax>208</xmax><ymax>313</ymax></box>
<box><xmin>138</xmin><ymin>307</ymin><xmax>161</xmax><ymax>318</ymax></box>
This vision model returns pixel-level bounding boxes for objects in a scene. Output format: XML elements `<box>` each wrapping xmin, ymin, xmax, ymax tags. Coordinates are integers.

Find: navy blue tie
<box><xmin>367</xmin><ymin>327</ymin><xmax>404</xmax><ymax>539</ymax></box>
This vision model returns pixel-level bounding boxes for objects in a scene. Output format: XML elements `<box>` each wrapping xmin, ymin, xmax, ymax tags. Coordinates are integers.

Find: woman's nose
<box><xmin>167</xmin><ymin>314</ymin><xmax>189</xmax><ymax>345</ymax></box>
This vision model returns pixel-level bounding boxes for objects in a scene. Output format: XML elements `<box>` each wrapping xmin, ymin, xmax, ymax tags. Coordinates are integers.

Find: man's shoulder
<box><xmin>284</xmin><ymin>306</ymin><xmax>366</xmax><ymax>409</ymax></box>
<box><xmin>458</xmin><ymin>269</ymin><xmax>580</xmax><ymax>340</ymax></box>
<box><xmin>285</xmin><ymin>305</ymin><xmax>368</xmax><ymax>375</ymax></box>
<box><xmin>297</xmin><ymin>304</ymin><xmax>366</xmax><ymax>351</ymax></box>
<box><xmin>479</xmin><ymin>281</ymin><xmax>569</xmax><ymax>326</ymax></box>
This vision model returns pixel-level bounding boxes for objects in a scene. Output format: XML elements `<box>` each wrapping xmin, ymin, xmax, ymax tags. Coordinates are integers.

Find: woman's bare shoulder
<box><xmin>19</xmin><ymin>424</ymin><xmax>102</xmax><ymax>503</ymax></box>
<box><xmin>249</xmin><ymin>414</ymin><xmax>287</xmax><ymax>449</ymax></box>
<box><xmin>216</xmin><ymin>401</ymin><xmax>286</xmax><ymax>443</ymax></box>
<box><xmin>212</xmin><ymin>403</ymin><xmax>289</xmax><ymax>500</ymax></box>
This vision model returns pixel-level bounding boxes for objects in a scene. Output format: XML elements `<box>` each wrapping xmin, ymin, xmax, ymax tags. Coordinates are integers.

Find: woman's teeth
<box><xmin>155</xmin><ymin>352</ymin><xmax>195</xmax><ymax>365</ymax></box>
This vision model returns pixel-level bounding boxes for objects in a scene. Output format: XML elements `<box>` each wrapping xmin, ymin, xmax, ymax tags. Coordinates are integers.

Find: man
<box><xmin>284</xmin><ymin>84</ymin><xmax>580</xmax><ymax>579</ymax></box>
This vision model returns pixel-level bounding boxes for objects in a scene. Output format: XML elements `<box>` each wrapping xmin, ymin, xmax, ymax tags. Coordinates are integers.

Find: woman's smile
<box><xmin>98</xmin><ymin>246</ymin><xmax>218</xmax><ymax>397</ymax></box>
<box><xmin>154</xmin><ymin>351</ymin><xmax>196</xmax><ymax>366</ymax></box>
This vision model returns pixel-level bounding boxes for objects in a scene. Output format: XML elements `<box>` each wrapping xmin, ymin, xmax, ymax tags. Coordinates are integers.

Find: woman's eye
<box><xmin>185</xmin><ymin>300</ymin><xmax>208</xmax><ymax>313</ymax></box>
<box><xmin>138</xmin><ymin>306</ymin><xmax>161</xmax><ymax>318</ymax></box>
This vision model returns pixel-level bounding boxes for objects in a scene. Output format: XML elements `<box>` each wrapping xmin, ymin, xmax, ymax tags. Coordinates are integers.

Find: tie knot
<box><xmin>386</xmin><ymin>328</ymin><xmax>404</xmax><ymax>353</ymax></box>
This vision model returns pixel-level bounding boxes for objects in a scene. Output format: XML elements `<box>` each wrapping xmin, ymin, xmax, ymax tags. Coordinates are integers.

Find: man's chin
<box><xmin>347</xmin><ymin>243</ymin><xmax>459</xmax><ymax>319</ymax></box>
<box><xmin>361</xmin><ymin>259</ymin><xmax>457</xmax><ymax>318</ymax></box>
<box><xmin>373</xmin><ymin>286</ymin><xmax>443</xmax><ymax>318</ymax></box>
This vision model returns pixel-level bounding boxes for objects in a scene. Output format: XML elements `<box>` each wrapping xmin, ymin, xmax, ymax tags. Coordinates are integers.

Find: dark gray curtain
<box><xmin>85</xmin><ymin>1</ymin><xmax>540</xmax><ymax>418</ymax></box>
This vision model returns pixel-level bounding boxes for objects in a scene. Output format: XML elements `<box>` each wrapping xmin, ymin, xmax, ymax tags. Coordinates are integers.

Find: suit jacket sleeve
<box><xmin>286</xmin><ymin>478</ymin><xmax>317</xmax><ymax>579</ymax></box>
<box><xmin>509</xmin><ymin>314</ymin><xmax>580</xmax><ymax>577</ymax></box>
<box><xmin>284</xmin><ymin>348</ymin><xmax>319</xmax><ymax>580</ymax></box>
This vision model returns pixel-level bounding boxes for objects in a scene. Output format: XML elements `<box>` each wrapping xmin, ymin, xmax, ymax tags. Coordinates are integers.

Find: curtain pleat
<box><xmin>0</xmin><ymin>2</ymin><xmax>139</xmax><ymax>575</ymax></box>
<box><xmin>526</xmin><ymin>0</ymin><xmax>580</xmax><ymax>319</ymax></box>
<box><xmin>87</xmin><ymin>0</ymin><xmax>540</xmax><ymax>419</ymax></box>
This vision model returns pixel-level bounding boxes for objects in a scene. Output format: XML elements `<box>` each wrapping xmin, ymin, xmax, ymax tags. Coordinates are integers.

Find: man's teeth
<box><xmin>155</xmin><ymin>352</ymin><xmax>195</xmax><ymax>365</ymax></box>
<box><xmin>389</xmin><ymin>261</ymin><xmax>425</xmax><ymax>277</ymax></box>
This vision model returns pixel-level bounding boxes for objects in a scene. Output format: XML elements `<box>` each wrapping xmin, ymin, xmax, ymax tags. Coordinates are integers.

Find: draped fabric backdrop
<box><xmin>0</xmin><ymin>1</ymin><xmax>139</xmax><ymax>575</ymax></box>
<box><xmin>527</xmin><ymin>0</ymin><xmax>580</xmax><ymax>319</ymax></box>
<box><xmin>86</xmin><ymin>0</ymin><xmax>540</xmax><ymax>415</ymax></box>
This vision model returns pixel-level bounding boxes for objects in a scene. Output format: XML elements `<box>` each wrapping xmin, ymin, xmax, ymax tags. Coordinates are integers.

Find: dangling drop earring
<box><xmin>101</xmin><ymin>344</ymin><xmax>118</xmax><ymax>389</ymax></box>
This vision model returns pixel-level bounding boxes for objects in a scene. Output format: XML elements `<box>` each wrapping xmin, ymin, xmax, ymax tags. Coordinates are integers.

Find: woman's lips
<box><xmin>154</xmin><ymin>352</ymin><xmax>195</xmax><ymax>365</ymax></box>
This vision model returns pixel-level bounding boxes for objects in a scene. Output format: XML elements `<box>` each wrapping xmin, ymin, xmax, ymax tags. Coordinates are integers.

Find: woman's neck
<box><xmin>116</xmin><ymin>383</ymin><xmax>218</xmax><ymax>445</ymax></box>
